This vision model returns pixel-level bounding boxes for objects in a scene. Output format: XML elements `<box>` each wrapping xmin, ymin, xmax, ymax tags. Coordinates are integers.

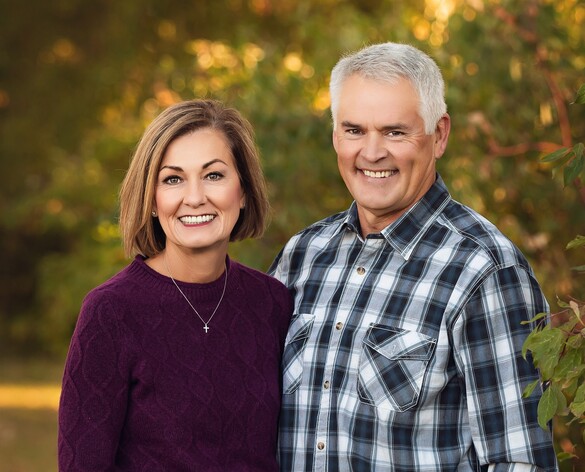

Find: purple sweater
<box><xmin>58</xmin><ymin>256</ymin><xmax>293</xmax><ymax>471</ymax></box>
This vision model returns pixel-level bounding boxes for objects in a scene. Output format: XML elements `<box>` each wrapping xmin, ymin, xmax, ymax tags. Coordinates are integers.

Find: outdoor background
<box><xmin>1</xmin><ymin>0</ymin><xmax>584</xmax><ymax>470</ymax></box>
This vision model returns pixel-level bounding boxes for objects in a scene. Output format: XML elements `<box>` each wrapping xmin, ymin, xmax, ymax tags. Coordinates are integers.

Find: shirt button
<box><xmin>317</xmin><ymin>442</ymin><xmax>325</xmax><ymax>450</ymax></box>
<box><xmin>357</xmin><ymin>266</ymin><xmax>366</xmax><ymax>275</ymax></box>
<box><xmin>323</xmin><ymin>380</ymin><xmax>330</xmax><ymax>389</ymax></box>
<box><xmin>335</xmin><ymin>322</ymin><xmax>343</xmax><ymax>330</ymax></box>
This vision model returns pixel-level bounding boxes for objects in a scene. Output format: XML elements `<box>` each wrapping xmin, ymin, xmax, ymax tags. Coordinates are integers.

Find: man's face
<box><xmin>332</xmin><ymin>74</ymin><xmax>450</xmax><ymax>236</ymax></box>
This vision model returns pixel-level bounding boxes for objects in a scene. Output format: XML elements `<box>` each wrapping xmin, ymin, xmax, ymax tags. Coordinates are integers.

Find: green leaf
<box><xmin>574</xmin><ymin>142</ymin><xmax>584</xmax><ymax>159</ymax></box>
<box><xmin>556</xmin><ymin>297</ymin><xmax>571</xmax><ymax>308</ymax></box>
<box><xmin>570</xmin><ymin>401</ymin><xmax>585</xmax><ymax>418</ymax></box>
<box><xmin>554</xmin><ymin>383</ymin><xmax>567</xmax><ymax>411</ymax></box>
<box><xmin>562</xmin><ymin>376</ymin><xmax>580</xmax><ymax>397</ymax></box>
<box><xmin>521</xmin><ymin>311</ymin><xmax>548</xmax><ymax>325</ymax></box>
<box><xmin>537</xmin><ymin>386</ymin><xmax>558</xmax><ymax>430</ymax></box>
<box><xmin>572</xmin><ymin>84</ymin><xmax>585</xmax><ymax>104</ymax></box>
<box><xmin>557</xmin><ymin>451</ymin><xmax>577</xmax><ymax>462</ymax></box>
<box><xmin>571</xmin><ymin>265</ymin><xmax>585</xmax><ymax>273</ymax></box>
<box><xmin>540</xmin><ymin>147</ymin><xmax>569</xmax><ymax>164</ymax></box>
<box><xmin>522</xmin><ymin>325</ymin><xmax>544</xmax><ymax>359</ymax></box>
<box><xmin>574</xmin><ymin>381</ymin><xmax>585</xmax><ymax>403</ymax></box>
<box><xmin>524</xmin><ymin>328</ymin><xmax>565</xmax><ymax>379</ymax></box>
<box><xmin>566</xmin><ymin>235</ymin><xmax>585</xmax><ymax>250</ymax></box>
<box><xmin>566</xmin><ymin>333</ymin><xmax>584</xmax><ymax>350</ymax></box>
<box><xmin>563</xmin><ymin>153</ymin><xmax>584</xmax><ymax>187</ymax></box>
<box><xmin>522</xmin><ymin>379</ymin><xmax>540</xmax><ymax>398</ymax></box>
<box><xmin>553</xmin><ymin>348</ymin><xmax>585</xmax><ymax>381</ymax></box>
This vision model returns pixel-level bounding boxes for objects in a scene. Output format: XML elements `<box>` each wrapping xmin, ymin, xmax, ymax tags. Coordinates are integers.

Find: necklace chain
<box><xmin>164</xmin><ymin>256</ymin><xmax>228</xmax><ymax>334</ymax></box>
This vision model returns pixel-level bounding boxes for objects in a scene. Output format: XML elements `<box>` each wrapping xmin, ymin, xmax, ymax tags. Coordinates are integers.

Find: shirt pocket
<box><xmin>282</xmin><ymin>313</ymin><xmax>314</xmax><ymax>394</ymax></box>
<box><xmin>357</xmin><ymin>324</ymin><xmax>436</xmax><ymax>412</ymax></box>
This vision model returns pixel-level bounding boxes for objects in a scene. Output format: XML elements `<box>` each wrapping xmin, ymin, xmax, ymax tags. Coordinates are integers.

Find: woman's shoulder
<box><xmin>231</xmin><ymin>259</ymin><xmax>289</xmax><ymax>292</ymax></box>
<box><xmin>230</xmin><ymin>260</ymin><xmax>293</xmax><ymax>332</ymax></box>
<box><xmin>82</xmin><ymin>257</ymin><xmax>158</xmax><ymax>308</ymax></box>
<box><xmin>230</xmin><ymin>260</ymin><xmax>293</xmax><ymax>311</ymax></box>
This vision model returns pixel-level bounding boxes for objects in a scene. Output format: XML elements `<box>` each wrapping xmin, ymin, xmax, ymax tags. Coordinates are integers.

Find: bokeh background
<box><xmin>1</xmin><ymin>0</ymin><xmax>584</xmax><ymax>470</ymax></box>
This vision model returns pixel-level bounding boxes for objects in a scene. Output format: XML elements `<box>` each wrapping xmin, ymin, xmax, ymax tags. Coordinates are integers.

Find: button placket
<box><xmin>314</xmin><ymin>237</ymin><xmax>385</xmax><ymax>467</ymax></box>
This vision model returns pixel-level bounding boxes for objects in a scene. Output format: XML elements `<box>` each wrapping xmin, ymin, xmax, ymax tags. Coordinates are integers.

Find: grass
<box><xmin>0</xmin><ymin>357</ymin><xmax>64</xmax><ymax>472</ymax></box>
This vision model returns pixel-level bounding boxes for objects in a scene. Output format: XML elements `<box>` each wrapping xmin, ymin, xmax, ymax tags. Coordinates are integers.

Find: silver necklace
<box><xmin>164</xmin><ymin>256</ymin><xmax>228</xmax><ymax>334</ymax></box>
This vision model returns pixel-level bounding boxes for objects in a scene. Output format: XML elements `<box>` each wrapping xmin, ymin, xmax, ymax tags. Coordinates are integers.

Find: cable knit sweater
<box><xmin>58</xmin><ymin>255</ymin><xmax>293</xmax><ymax>471</ymax></box>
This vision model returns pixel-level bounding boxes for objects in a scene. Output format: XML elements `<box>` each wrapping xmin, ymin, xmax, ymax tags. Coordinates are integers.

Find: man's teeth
<box><xmin>180</xmin><ymin>215</ymin><xmax>215</xmax><ymax>224</ymax></box>
<box><xmin>363</xmin><ymin>170</ymin><xmax>397</xmax><ymax>178</ymax></box>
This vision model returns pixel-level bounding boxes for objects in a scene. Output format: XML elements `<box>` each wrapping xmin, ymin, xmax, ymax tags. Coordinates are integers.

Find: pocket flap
<box><xmin>284</xmin><ymin>313</ymin><xmax>314</xmax><ymax>345</ymax></box>
<box><xmin>363</xmin><ymin>325</ymin><xmax>436</xmax><ymax>361</ymax></box>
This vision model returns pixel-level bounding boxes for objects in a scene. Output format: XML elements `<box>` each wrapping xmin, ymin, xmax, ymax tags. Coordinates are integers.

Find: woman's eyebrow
<box><xmin>159</xmin><ymin>158</ymin><xmax>227</xmax><ymax>173</ymax></box>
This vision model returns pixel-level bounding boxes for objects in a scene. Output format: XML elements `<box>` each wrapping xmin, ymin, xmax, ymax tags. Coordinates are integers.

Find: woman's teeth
<box><xmin>180</xmin><ymin>215</ymin><xmax>215</xmax><ymax>224</ymax></box>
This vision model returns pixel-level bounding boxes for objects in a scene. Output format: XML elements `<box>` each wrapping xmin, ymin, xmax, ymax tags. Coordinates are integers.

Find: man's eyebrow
<box><xmin>340</xmin><ymin>120</ymin><xmax>362</xmax><ymax>128</ymax></box>
<box><xmin>379</xmin><ymin>123</ymin><xmax>409</xmax><ymax>131</ymax></box>
<box><xmin>340</xmin><ymin>120</ymin><xmax>410</xmax><ymax>131</ymax></box>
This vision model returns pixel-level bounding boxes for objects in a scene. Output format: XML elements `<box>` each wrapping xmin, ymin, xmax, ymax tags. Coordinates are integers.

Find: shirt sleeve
<box><xmin>268</xmin><ymin>247</ymin><xmax>286</xmax><ymax>279</ymax></box>
<box><xmin>58</xmin><ymin>292</ymin><xmax>131</xmax><ymax>471</ymax></box>
<box><xmin>452</xmin><ymin>264</ymin><xmax>558</xmax><ymax>471</ymax></box>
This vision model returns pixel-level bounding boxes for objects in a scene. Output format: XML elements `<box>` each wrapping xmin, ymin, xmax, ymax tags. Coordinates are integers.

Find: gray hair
<box><xmin>330</xmin><ymin>42</ymin><xmax>447</xmax><ymax>134</ymax></box>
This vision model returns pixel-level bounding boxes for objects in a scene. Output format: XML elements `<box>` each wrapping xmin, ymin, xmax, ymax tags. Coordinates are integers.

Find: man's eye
<box><xmin>346</xmin><ymin>128</ymin><xmax>362</xmax><ymax>135</ymax></box>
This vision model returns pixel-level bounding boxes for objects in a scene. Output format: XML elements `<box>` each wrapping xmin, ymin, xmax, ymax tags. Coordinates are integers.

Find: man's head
<box><xmin>330</xmin><ymin>42</ymin><xmax>447</xmax><ymax>135</ymax></box>
<box><xmin>330</xmin><ymin>43</ymin><xmax>450</xmax><ymax>235</ymax></box>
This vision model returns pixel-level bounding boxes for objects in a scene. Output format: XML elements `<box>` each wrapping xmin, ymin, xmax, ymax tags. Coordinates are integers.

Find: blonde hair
<box><xmin>119</xmin><ymin>99</ymin><xmax>269</xmax><ymax>257</ymax></box>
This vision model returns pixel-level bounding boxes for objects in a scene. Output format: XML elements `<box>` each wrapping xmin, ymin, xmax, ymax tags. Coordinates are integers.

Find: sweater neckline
<box><xmin>127</xmin><ymin>254</ymin><xmax>239</xmax><ymax>303</ymax></box>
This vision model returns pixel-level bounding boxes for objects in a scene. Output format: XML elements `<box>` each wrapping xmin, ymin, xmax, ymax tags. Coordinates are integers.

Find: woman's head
<box><xmin>119</xmin><ymin>99</ymin><xmax>269</xmax><ymax>258</ymax></box>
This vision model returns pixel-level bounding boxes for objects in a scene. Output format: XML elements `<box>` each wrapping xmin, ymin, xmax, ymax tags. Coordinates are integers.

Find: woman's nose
<box><xmin>183</xmin><ymin>180</ymin><xmax>206</xmax><ymax>206</ymax></box>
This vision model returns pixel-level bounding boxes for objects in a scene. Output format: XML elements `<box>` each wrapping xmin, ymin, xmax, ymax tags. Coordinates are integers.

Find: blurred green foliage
<box><xmin>1</xmin><ymin>0</ymin><xmax>584</xmax><ymax>376</ymax></box>
<box><xmin>1</xmin><ymin>0</ymin><xmax>584</xmax><ymax>468</ymax></box>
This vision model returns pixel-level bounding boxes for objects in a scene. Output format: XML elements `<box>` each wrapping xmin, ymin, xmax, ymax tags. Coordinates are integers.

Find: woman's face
<box><xmin>153</xmin><ymin>128</ymin><xmax>245</xmax><ymax>256</ymax></box>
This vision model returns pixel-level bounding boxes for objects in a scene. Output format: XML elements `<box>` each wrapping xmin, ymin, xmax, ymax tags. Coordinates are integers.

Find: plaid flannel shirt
<box><xmin>269</xmin><ymin>175</ymin><xmax>558</xmax><ymax>472</ymax></box>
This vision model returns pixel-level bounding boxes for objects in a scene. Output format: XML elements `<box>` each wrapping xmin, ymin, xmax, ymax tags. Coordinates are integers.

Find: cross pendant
<box><xmin>203</xmin><ymin>325</ymin><xmax>209</xmax><ymax>333</ymax></box>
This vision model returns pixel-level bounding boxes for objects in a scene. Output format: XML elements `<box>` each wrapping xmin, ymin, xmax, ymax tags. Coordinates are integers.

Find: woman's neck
<box><xmin>146</xmin><ymin>248</ymin><xmax>227</xmax><ymax>283</ymax></box>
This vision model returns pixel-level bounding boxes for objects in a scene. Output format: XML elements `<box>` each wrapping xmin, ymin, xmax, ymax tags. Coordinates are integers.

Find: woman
<box><xmin>58</xmin><ymin>99</ymin><xmax>293</xmax><ymax>471</ymax></box>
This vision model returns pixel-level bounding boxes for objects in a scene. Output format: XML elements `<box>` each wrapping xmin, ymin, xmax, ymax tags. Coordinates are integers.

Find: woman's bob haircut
<box><xmin>119</xmin><ymin>99</ymin><xmax>269</xmax><ymax>258</ymax></box>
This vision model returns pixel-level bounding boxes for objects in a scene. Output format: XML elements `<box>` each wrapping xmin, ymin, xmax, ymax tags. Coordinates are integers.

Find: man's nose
<box><xmin>361</xmin><ymin>133</ymin><xmax>388</xmax><ymax>161</ymax></box>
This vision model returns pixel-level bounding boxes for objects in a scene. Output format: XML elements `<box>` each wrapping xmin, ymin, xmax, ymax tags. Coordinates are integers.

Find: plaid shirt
<box><xmin>269</xmin><ymin>175</ymin><xmax>558</xmax><ymax>472</ymax></box>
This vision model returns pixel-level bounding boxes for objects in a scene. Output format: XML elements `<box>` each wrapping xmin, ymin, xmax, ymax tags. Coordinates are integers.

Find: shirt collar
<box><xmin>336</xmin><ymin>174</ymin><xmax>452</xmax><ymax>259</ymax></box>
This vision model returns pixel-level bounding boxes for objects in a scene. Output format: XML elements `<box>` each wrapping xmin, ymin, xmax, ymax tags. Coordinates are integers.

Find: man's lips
<box><xmin>362</xmin><ymin>169</ymin><xmax>398</xmax><ymax>178</ymax></box>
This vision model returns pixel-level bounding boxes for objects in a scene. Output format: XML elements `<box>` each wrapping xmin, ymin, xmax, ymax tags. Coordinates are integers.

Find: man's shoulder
<box><xmin>289</xmin><ymin>210</ymin><xmax>349</xmax><ymax>242</ymax></box>
<box><xmin>440</xmin><ymin>199</ymin><xmax>527</xmax><ymax>267</ymax></box>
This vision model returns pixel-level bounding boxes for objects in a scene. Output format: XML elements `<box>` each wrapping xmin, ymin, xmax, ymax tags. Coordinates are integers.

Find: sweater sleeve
<box><xmin>58</xmin><ymin>291</ymin><xmax>131</xmax><ymax>471</ymax></box>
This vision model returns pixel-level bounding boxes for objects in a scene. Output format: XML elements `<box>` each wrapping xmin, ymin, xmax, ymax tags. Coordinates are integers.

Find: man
<box><xmin>269</xmin><ymin>42</ymin><xmax>558</xmax><ymax>471</ymax></box>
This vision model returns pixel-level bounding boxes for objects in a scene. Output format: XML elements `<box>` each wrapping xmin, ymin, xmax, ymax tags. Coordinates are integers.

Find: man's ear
<box><xmin>433</xmin><ymin>113</ymin><xmax>451</xmax><ymax>160</ymax></box>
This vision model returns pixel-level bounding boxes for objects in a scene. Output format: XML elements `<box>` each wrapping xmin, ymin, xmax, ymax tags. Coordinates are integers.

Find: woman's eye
<box><xmin>163</xmin><ymin>176</ymin><xmax>181</xmax><ymax>185</ymax></box>
<box><xmin>206</xmin><ymin>172</ymin><xmax>224</xmax><ymax>181</ymax></box>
